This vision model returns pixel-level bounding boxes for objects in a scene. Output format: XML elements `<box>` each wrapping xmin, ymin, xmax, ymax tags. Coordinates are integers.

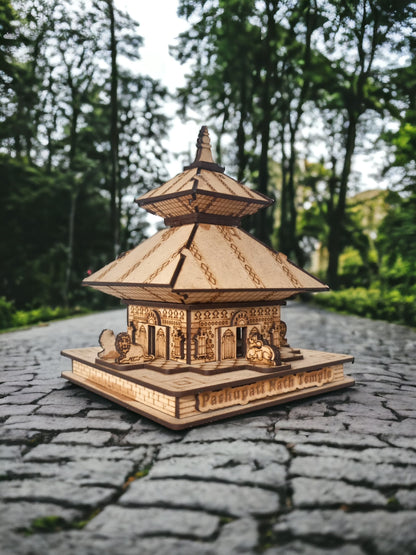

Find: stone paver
<box><xmin>1</xmin><ymin>304</ymin><xmax>416</xmax><ymax>554</ymax></box>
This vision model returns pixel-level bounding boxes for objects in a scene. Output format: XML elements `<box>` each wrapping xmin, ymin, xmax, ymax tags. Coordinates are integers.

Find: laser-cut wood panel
<box><xmin>63</xmin><ymin>125</ymin><xmax>354</xmax><ymax>429</ymax></box>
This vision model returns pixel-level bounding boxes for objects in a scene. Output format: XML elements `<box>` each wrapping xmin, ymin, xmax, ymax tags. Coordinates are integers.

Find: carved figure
<box><xmin>129</xmin><ymin>320</ymin><xmax>138</xmax><ymax>344</ymax></box>
<box><xmin>138</xmin><ymin>325</ymin><xmax>147</xmax><ymax>353</ymax></box>
<box><xmin>115</xmin><ymin>332</ymin><xmax>150</xmax><ymax>364</ymax></box>
<box><xmin>246</xmin><ymin>334</ymin><xmax>275</xmax><ymax>366</ymax></box>
<box><xmin>147</xmin><ymin>310</ymin><xmax>157</xmax><ymax>325</ymax></box>
<box><xmin>98</xmin><ymin>329</ymin><xmax>119</xmax><ymax>361</ymax></box>
<box><xmin>172</xmin><ymin>329</ymin><xmax>184</xmax><ymax>359</ymax></box>
<box><xmin>269</xmin><ymin>324</ymin><xmax>280</xmax><ymax>348</ymax></box>
<box><xmin>280</xmin><ymin>320</ymin><xmax>288</xmax><ymax>345</ymax></box>
<box><xmin>196</xmin><ymin>328</ymin><xmax>207</xmax><ymax>359</ymax></box>
<box><xmin>156</xmin><ymin>328</ymin><xmax>166</xmax><ymax>358</ymax></box>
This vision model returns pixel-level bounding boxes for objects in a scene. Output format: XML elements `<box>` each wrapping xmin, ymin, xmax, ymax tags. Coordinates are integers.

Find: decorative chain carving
<box><xmin>272</xmin><ymin>253</ymin><xmax>303</xmax><ymax>287</ymax></box>
<box><xmin>144</xmin><ymin>245</ymin><xmax>184</xmax><ymax>283</ymax></box>
<box><xmin>218</xmin><ymin>226</ymin><xmax>266</xmax><ymax>288</ymax></box>
<box><xmin>119</xmin><ymin>227</ymin><xmax>177</xmax><ymax>282</ymax></box>
<box><xmin>188</xmin><ymin>243</ymin><xmax>217</xmax><ymax>285</ymax></box>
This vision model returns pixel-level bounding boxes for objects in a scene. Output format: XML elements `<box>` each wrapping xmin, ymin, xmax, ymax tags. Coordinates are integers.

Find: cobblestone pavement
<box><xmin>0</xmin><ymin>303</ymin><xmax>415</xmax><ymax>554</ymax></box>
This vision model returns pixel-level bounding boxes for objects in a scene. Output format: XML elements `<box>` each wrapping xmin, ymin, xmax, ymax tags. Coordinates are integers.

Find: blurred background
<box><xmin>1</xmin><ymin>0</ymin><xmax>415</xmax><ymax>329</ymax></box>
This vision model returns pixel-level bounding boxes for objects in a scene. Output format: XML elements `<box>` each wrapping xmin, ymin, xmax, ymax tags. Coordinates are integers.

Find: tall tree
<box><xmin>0</xmin><ymin>0</ymin><xmax>170</xmax><ymax>308</ymax></box>
<box><xmin>175</xmin><ymin>0</ymin><xmax>415</xmax><ymax>284</ymax></box>
<box><xmin>174</xmin><ymin>1</ymin><xmax>327</xmax><ymax>249</ymax></box>
<box><xmin>52</xmin><ymin>3</ymin><xmax>103</xmax><ymax>304</ymax></box>
<box><xmin>0</xmin><ymin>1</ymin><xmax>19</xmax><ymax>93</ymax></box>
<box><xmin>107</xmin><ymin>0</ymin><xmax>120</xmax><ymax>257</ymax></box>
<box><xmin>378</xmin><ymin>42</ymin><xmax>416</xmax><ymax>294</ymax></box>
<box><xmin>174</xmin><ymin>0</ymin><xmax>279</xmax><ymax>243</ymax></box>
<box><xmin>275</xmin><ymin>0</ymin><xmax>323</xmax><ymax>261</ymax></box>
<box><xmin>322</xmin><ymin>0</ymin><xmax>414</xmax><ymax>287</ymax></box>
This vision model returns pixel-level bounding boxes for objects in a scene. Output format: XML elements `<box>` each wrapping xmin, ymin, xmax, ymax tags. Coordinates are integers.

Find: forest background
<box><xmin>1</xmin><ymin>0</ymin><xmax>415</xmax><ymax>330</ymax></box>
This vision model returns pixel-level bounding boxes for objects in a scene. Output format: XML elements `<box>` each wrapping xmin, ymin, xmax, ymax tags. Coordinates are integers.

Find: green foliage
<box><xmin>11</xmin><ymin>306</ymin><xmax>87</xmax><ymax>328</ymax></box>
<box><xmin>378</xmin><ymin>191</ymin><xmax>416</xmax><ymax>270</ymax></box>
<box><xmin>313</xmin><ymin>288</ymin><xmax>416</xmax><ymax>327</ymax></box>
<box><xmin>134</xmin><ymin>466</ymin><xmax>151</xmax><ymax>479</ymax></box>
<box><xmin>338</xmin><ymin>247</ymin><xmax>366</xmax><ymax>287</ymax></box>
<box><xmin>0</xmin><ymin>302</ymin><xmax>91</xmax><ymax>331</ymax></box>
<box><xmin>0</xmin><ymin>297</ymin><xmax>14</xmax><ymax>329</ymax></box>
<box><xmin>25</xmin><ymin>515</ymin><xmax>66</xmax><ymax>534</ymax></box>
<box><xmin>0</xmin><ymin>0</ymin><xmax>169</xmax><ymax>311</ymax></box>
<box><xmin>175</xmin><ymin>0</ymin><xmax>415</xmax><ymax>282</ymax></box>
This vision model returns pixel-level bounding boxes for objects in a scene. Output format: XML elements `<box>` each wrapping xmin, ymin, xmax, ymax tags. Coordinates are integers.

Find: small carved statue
<box><xmin>269</xmin><ymin>323</ymin><xmax>280</xmax><ymax>348</ymax></box>
<box><xmin>280</xmin><ymin>320</ymin><xmax>288</xmax><ymax>345</ymax></box>
<box><xmin>97</xmin><ymin>329</ymin><xmax>119</xmax><ymax>361</ymax></box>
<box><xmin>246</xmin><ymin>334</ymin><xmax>275</xmax><ymax>366</ymax></box>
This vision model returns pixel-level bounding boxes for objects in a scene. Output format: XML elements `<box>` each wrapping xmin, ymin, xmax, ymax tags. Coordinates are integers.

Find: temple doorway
<box><xmin>236</xmin><ymin>326</ymin><xmax>247</xmax><ymax>358</ymax></box>
<box><xmin>148</xmin><ymin>325</ymin><xmax>156</xmax><ymax>356</ymax></box>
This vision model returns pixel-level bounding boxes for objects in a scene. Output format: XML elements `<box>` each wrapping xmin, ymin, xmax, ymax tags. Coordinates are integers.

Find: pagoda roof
<box><xmin>83</xmin><ymin>223</ymin><xmax>328</xmax><ymax>304</ymax></box>
<box><xmin>136</xmin><ymin>127</ymin><xmax>272</xmax><ymax>224</ymax></box>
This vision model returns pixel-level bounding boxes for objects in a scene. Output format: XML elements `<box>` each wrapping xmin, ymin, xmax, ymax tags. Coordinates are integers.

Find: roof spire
<box><xmin>194</xmin><ymin>126</ymin><xmax>215</xmax><ymax>164</ymax></box>
<box><xmin>183</xmin><ymin>126</ymin><xmax>225</xmax><ymax>173</ymax></box>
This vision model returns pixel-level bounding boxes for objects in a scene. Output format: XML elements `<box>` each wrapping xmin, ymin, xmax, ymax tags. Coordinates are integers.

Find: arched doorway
<box><xmin>236</xmin><ymin>326</ymin><xmax>247</xmax><ymax>358</ymax></box>
<box><xmin>156</xmin><ymin>328</ymin><xmax>166</xmax><ymax>358</ymax></box>
<box><xmin>222</xmin><ymin>329</ymin><xmax>235</xmax><ymax>359</ymax></box>
<box><xmin>148</xmin><ymin>325</ymin><xmax>156</xmax><ymax>356</ymax></box>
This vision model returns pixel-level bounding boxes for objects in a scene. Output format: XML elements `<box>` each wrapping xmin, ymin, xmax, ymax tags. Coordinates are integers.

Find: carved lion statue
<box><xmin>115</xmin><ymin>332</ymin><xmax>146</xmax><ymax>364</ymax></box>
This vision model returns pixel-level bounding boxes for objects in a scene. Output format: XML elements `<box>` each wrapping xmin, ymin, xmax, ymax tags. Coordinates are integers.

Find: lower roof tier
<box><xmin>86</xmin><ymin>285</ymin><xmax>320</xmax><ymax>304</ymax></box>
<box><xmin>83</xmin><ymin>223</ymin><xmax>329</xmax><ymax>303</ymax></box>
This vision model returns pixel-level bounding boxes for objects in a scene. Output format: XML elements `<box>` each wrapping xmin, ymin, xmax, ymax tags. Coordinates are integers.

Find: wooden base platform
<box><xmin>61</xmin><ymin>347</ymin><xmax>354</xmax><ymax>430</ymax></box>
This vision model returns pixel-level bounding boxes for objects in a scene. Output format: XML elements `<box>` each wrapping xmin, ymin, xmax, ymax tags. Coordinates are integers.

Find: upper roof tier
<box><xmin>136</xmin><ymin>126</ymin><xmax>273</xmax><ymax>226</ymax></box>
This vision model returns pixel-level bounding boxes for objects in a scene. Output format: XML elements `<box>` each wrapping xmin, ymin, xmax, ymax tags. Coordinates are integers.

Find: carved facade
<box><xmin>122</xmin><ymin>303</ymin><xmax>283</xmax><ymax>367</ymax></box>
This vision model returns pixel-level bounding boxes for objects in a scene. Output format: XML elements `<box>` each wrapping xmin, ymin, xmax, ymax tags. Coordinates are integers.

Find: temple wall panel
<box><xmin>179</xmin><ymin>395</ymin><xmax>197</xmax><ymax>417</ymax></box>
<box><xmin>191</xmin><ymin>304</ymin><xmax>281</xmax><ymax>363</ymax></box>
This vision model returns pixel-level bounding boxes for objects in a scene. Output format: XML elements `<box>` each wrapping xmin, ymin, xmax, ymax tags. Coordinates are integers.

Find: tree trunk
<box><xmin>278</xmin><ymin>136</ymin><xmax>289</xmax><ymax>252</ymax></box>
<box><xmin>236</xmin><ymin>108</ymin><xmax>247</xmax><ymax>183</ymax></box>
<box><xmin>285</xmin><ymin>1</ymin><xmax>315</xmax><ymax>263</ymax></box>
<box><xmin>286</xmin><ymin>133</ymin><xmax>297</xmax><ymax>259</ymax></box>
<box><xmin>108</xmin><ymin>0</ymin><xmax>120</xmax><ymax>258</ymax></box>
<box><xmin>236</xmin><ymin>70</ymin><xmax>248</xmax><ymax>182</ymax></box>
<box><xmin>257</xmin><ymin>109</ymin><xmax>271</xmax><ymax>244</ymax></box>
<box><xmin>327</xmin><ymin>113</ymin><xmax>357</xmax><ymax>288</ymax></box>
<box><xmin>63</xmin><ymin>101</ymin><xmax>80</xmax><ymax>305</ymax></box>
<box><xmin>215</xmin><ymin>107</ymin><xmax>228</xmax><ymax>165</ymax></box>
<box><xmin>255</xmin><ymin>0</ymin><xmax>276</xmax><ymax>245</ymax></box>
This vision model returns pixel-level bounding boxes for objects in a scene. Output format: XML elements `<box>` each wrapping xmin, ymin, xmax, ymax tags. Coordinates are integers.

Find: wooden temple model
<box><xmin>62</xmin><ymin>127</ymin><xmax>354</xmax><ymax>429</ymax></box>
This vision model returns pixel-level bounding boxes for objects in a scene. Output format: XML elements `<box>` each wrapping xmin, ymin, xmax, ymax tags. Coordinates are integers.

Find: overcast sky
<box><xmin>114</xmin><ymin>0</ymin><xmax>385</xmax><ymax>190</ymax></box>
<box><xmin>115</xmin><ymin>0</ymin><xmax>201</xmax><ymax>174</ymax></box>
